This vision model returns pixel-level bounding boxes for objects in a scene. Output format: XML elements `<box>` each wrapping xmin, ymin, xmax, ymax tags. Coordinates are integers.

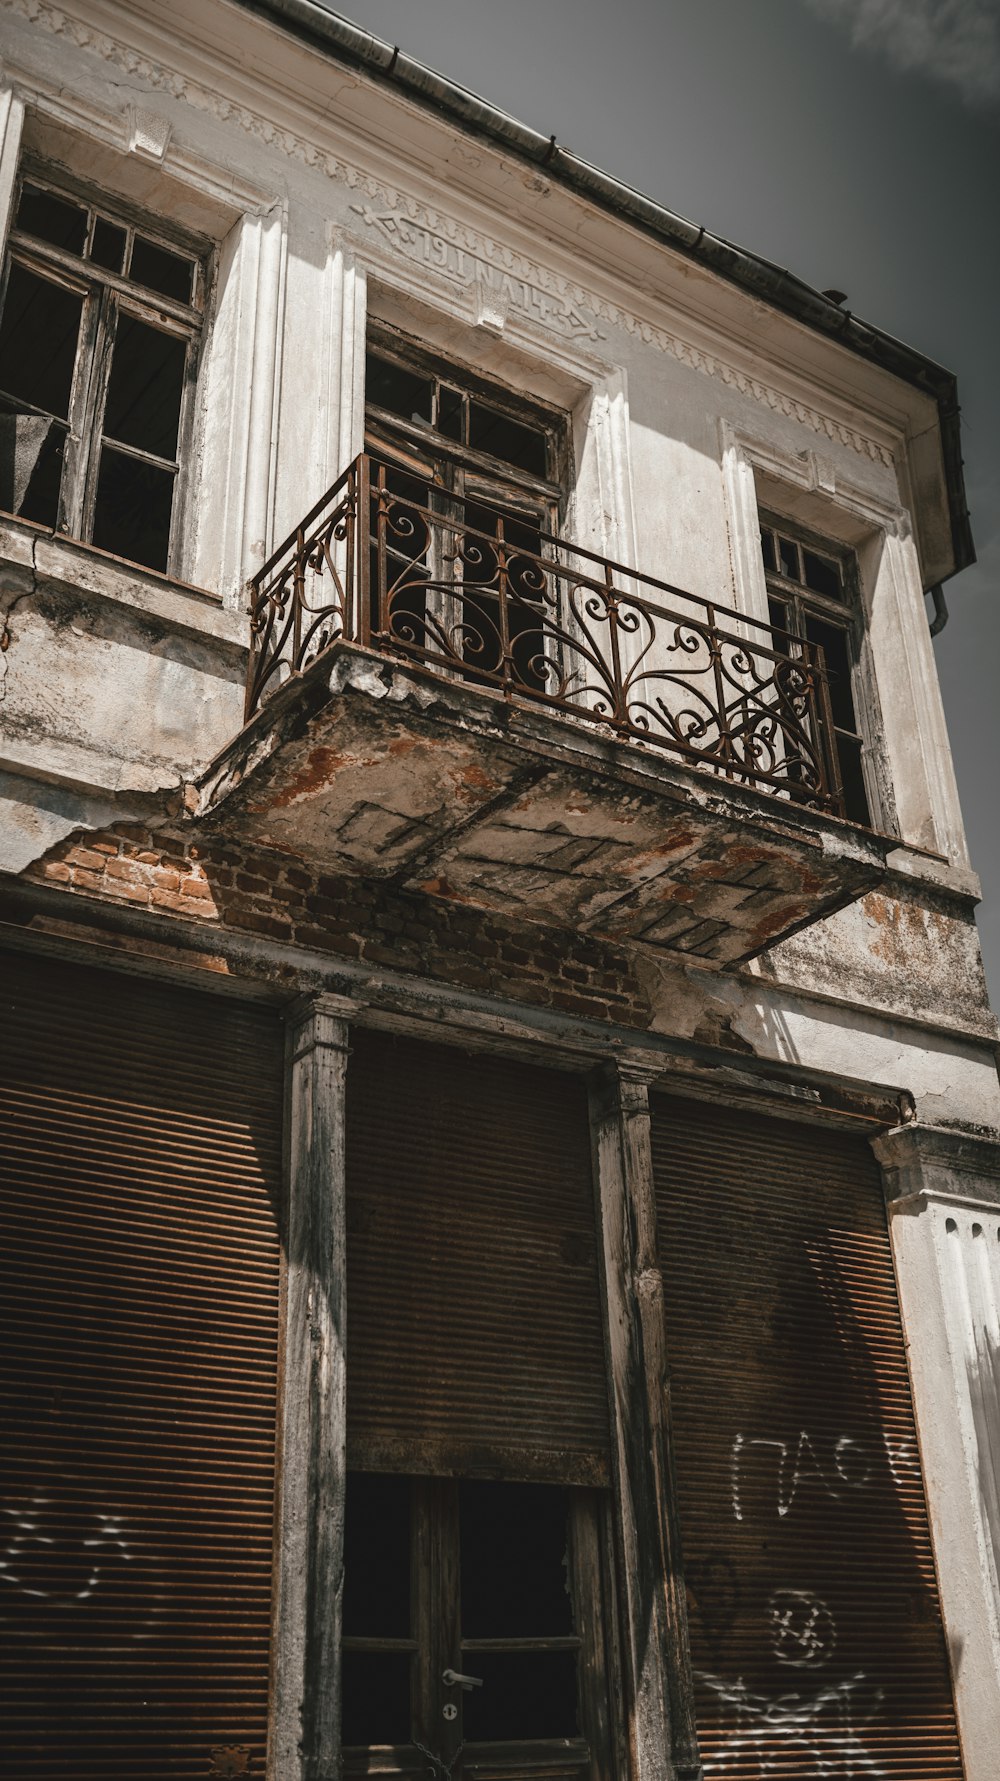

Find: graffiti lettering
<box><xmin>731</xmin><ymin>1431</ymin><xmax>873</xmax><ymax>1521</ymax></box>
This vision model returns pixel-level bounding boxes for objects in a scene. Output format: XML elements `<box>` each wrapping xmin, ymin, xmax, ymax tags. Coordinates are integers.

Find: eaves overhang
<box><xmin>231</xmin><ymin>0</ymin><xmax>974</xmax><ymax>582</ymax></box>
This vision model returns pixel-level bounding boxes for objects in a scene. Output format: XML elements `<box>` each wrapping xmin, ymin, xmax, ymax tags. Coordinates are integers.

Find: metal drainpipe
<box><xmin>928</xmin><ymin>584</ymin><xmax>949</xmax><ymax>637</ymax></box>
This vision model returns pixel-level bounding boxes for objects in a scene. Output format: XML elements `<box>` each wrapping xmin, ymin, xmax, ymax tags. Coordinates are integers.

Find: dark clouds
<box><xmin>326</xmin><ymin>0</ymin><xmax>1000</xmax><ymax>1006</ymax></box>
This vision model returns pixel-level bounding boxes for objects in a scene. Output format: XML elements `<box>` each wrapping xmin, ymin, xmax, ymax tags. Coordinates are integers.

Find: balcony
<box><xmin>188</xmin><ymin>454</ymin><xmax>890</xmax><ymax>966</ymax></box>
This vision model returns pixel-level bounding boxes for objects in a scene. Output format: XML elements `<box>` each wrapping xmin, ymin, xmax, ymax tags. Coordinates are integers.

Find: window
<box><xmin>342</xmin><ymin>1472</ymin><xmax>614</xmax><ymax>1780</ymax></box>
<box><xmin>0</xmin><ymin>170</ymin><xmax>206</xmax><ymax>575</ymax></box>
<box><xmin>759</xmin><ymin>513</ymin><xmax>872</xmax><ymax>825</ymax></box>
<box><xmin>364</xmin><ymin>329</ymin><xmax>568</xmax><ymax>688</ymax></box>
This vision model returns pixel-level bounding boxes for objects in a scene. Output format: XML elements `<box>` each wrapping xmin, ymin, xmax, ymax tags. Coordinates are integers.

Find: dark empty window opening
<box><xmin>364</xmin><ymin>328</ymin><xmax>568</xmax><ymax>693</ymax></box>
<box><xmin>759</xmin><ymin>512</ymin><xmax>872</xmax><ymax>826</ymax></box>
<box><xmin>342</xmin><ymin>1473</ymin><xmax>612</xmax><ymax>1777</ymax></box>
<box><xmin>0</xmin><ymin>170</ymin><xmax>205</xmax><ymax>575</ymax></box>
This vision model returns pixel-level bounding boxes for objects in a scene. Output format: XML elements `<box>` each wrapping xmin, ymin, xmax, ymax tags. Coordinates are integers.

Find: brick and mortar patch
<box><xmin>24</xmin><ymin>825</ymin><xmax>649</xmax><ymax>1025</ymax></box>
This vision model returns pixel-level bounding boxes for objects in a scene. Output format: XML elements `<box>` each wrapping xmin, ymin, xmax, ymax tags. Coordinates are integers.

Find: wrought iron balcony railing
<box><xmin>245</xmin><ymin>452</ymin><xmax>847</xmax><ymax>817</ymax></box>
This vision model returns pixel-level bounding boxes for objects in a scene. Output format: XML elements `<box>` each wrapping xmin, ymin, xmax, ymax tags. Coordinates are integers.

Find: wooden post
<box><xmin>268</xmin><ymin>994</ymin><xmax>355</xmax><ymax>1781</ymax></box>
<box><xmin>589</xmin><ymin>1062</ymin><xmax>702</xmax><ymax>1781</ymax></box>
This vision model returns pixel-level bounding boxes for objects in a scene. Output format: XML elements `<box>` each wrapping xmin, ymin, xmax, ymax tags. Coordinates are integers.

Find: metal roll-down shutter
<box><xmin>0</xmin><ymin>950</ymin><xmax>284</xmax><ymax>1779</ymax></box>
<box><xmin>345</xmin><ymin>1031</ymin><xmax>610</xmax><ymax>1484</ymax></box>
<box><xmin>651</xmin><ymin>1095</ymin><xmax>964</xmax><ymax>1780</ymax></box>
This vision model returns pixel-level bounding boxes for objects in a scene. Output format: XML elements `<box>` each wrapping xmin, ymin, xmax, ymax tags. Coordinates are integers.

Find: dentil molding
<box><xmin>7</xmin><ymin>0</ymin><xmax>895</xmax><ymax>467</ymax></box>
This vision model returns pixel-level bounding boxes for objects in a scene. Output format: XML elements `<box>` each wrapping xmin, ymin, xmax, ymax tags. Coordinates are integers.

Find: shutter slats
<box><xmin>0</xmin><ymin>951</ymin><xmax>284</xmax><ymax>1780</ymax></box>
<box><xmin>651</xmin><ymin>1095</ymin><xmax>964</xmax><ymax>1781</ymax></box>
<box><xmin>345</xmin><ymin>1032</ymin><xmax>610</xmax><ymax>1485</ymax></box>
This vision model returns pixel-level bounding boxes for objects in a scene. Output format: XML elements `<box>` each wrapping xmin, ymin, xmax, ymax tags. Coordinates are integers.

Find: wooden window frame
<box><xmin>364</xmin><ymin>324</ymin><xmax>572</xmax><ymax>691</ymax></box>
<box><xmin>365</xmin><ymin>321</ymin><xmax>570</xmax><ymax>521</ymax></box>
<box><xmin>0</xmin><ymin>159</ymin><xmax>209</xmax><ymax>579</ymax></box>
<box><xmin>758</xmin><ymin>507</ymin><xmax>886</xmax><ymax>829</ymax></box>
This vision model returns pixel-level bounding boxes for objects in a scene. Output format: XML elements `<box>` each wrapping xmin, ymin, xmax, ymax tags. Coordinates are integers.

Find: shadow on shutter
<box><xmin>345</xmin><ymin>1032</ymin><xmax>610</xmax><ymax>1485</ymax></box>
<box><xmin>651</xmin><ymin>1094</ymin><xmax>963</xmax><ymax>1781</ymax></box>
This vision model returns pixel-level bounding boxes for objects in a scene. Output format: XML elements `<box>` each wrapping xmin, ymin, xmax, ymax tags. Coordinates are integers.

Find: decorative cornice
<box><xmin>7</xmin><ymin>0</ymin><xmax>895</xmax><ymax>466</ymax></box>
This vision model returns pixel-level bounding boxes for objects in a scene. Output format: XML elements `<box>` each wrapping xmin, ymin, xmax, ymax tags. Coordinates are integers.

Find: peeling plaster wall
<box><xmin>0</xmin><ymin>0</ymin><xmax>993</xmax><ymax>1090</ymax></box>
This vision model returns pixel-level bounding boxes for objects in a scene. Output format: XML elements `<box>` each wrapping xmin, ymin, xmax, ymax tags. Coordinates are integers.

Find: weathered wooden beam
<box><xmin>589</xmin><ymin>1062</ymin><xmax>702</xmax><ymax>1781</ymax></box>
<box><xmin>268</xmin><ymin>993</ymin><xmax>357</xmax><ymax>1781</ymax></box>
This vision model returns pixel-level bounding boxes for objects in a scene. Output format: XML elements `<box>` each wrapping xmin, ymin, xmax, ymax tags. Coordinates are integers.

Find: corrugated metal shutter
<box><xmin>345</xmin><ymin>1031</ymin><xmax>610</xmax><ymax>1485</ymax></box>
<box><xmin>0</xmin><ymin>950</ymin><xmax>284</xmax><ymax>1780</ymax></box>
<box><xmin>651</xmin><ymin>1094</ymin><xmax>964</xmax><ymax>1780</ymax></box>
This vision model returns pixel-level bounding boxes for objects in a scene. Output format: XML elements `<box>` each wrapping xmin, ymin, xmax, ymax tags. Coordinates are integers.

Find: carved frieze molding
<box><xmin>7</xmin><ymin>0</ymin><xmax>895</xmax><ymax>467</ymax></box>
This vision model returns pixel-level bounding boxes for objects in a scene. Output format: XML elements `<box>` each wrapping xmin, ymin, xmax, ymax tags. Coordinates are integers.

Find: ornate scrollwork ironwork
<box><xmin>244</xmin><ymin>452</ymin><xmax>844</xmax><ymax>816</ymax></box>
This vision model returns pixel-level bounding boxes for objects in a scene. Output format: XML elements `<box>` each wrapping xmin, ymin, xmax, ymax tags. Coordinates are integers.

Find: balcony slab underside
<box><xmin>188</xmin><ymin>645</ymin><xmax>891</xmax><ymax>967</ymax></box>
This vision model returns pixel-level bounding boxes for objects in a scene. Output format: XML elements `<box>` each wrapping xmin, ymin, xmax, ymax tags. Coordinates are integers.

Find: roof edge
<box><xmin>232</xmin><ymin>0</ymin><xmax>974</xmax><ymax>579</ymax></box>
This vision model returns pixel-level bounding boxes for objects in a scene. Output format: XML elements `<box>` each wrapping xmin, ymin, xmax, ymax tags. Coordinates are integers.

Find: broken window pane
<box><xmin>760</xmin><ymin>528</ymin><xmax>777</xmax><ymax>572</ymax></box>
<box><xmin>468</xmin><ymin>401</ymin><xmax>548</xmax><ymax>477</ymax></box>
<box><xmin>366</xmin><ymin>352</ymin><xmax>433</xmax><ymax>425</ymax></box>
<box><xmin>460</xmin><ymin>1481</ymin><xmax>573</xmax><ymax>1638</ymax></box>
<box><xmin>438</xmin><ymin>384</ymin><xmax>464</xmax><ymax>441</ymax></box>
<box><xmin>0</xmin><ymin>263</ymin><xmax>83</xmax><ymax>421</ymax></box>
<box><xmin>0</xmin><ymin>265</ymin><xmax>82</xmax><ymax>525</ymax></box>
<box><xmin>778</xmin><ymin>535</ymin><xmax>800</xmax><ymax>581</ymax></box>
<box><xmin>343</xmin><ymin>1473</ymin><xmax>411</xmax><ymax>1639</ymax></box>
<box><xmin>90</xmin><ymin>216</ymin><xmax>127</xmax><ymax>274</ymax></box>
<box><xmin>803</xmin><ymin>547</ymin><xmax>842</xmax><ymax>600</ymax></box>
<box><xmin>834</xmin><ymin>732</ymin><xmax>870</xmax><ymax>827</ymax></box>
<box><xmin>91</xmin><ymin>449</ymin><xmax>175</xmax><ymax>572</ymax></box>
<box><xmin>103</xmin><ymin>315</ymin><xmax>186</xmax><ymax>462</ymax></box>
<box><xmin>341</xmin><ymin>1651</ymin><xmax>411</xmax><ymax>1748</ymax></box>
<box><xmin>0</xmin><ymin>396</ymin><xmax>65</xmax><ymax>526</ymax></box>
<box><xmin>462</xmin><ymin>1648</ymin><xmax>579</xmax><ymax>1742</ymax></box>
<box><xmin>15</xmin><ymin>184</ymin><xmax>87</xmax><ymax>256</ymax></box>
<box><xmin>0</xmin><ymin>179</ymin><xmax>202</xmax><ymax>572</ymax></box>
<box><xmin>129</xmin><ymin>235</ymin><xmax>194</xmax><ymax>304</ymax></box>
<box><xmin>805</xmin><ymin>614</ymin><xmax>857</xmax><ymax>735</ymax></box>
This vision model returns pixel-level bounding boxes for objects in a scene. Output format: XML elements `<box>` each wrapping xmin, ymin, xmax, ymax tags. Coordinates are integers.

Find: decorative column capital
<box><xmin>285</xmin><ymin>990</ymin><xmax>363</xmax><ymax>1056</ymax></box>
<box><xmin>874</xmin><ymin>1122</ymin><xmax>1000</xmax><ymax>1210</ymax></box>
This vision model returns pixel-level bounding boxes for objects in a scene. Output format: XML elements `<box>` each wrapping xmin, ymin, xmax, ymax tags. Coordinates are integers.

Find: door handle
<box><xmin>442</xmin><ymin>1668</ymin><xmax>483</xmax><ymax>1690</ymax></box>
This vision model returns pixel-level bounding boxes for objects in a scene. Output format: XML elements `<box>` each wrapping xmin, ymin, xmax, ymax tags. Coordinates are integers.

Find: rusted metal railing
<box><xmin>246</xmin><ymin>452</ymin><xmax>845</xmax><ymax>816</ymax></box>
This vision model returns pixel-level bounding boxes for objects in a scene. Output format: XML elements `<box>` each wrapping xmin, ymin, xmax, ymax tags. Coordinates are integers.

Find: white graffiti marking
<box><xmin>1</xmin><ymin>1494</ymin><xmax>171</xmax><ymax>1642</ymax></box>
<box><xmin>731</xmin><ymin>1431</ymin><xmax>873</xmax><ymax>1521</ymax></box>
<box><xmin>882</xmin><ymin>1431</ymin><xmax>922</xmax><ymax>1491</ymax></box>
<box><xmin>697</xmin><ymin>1669</ymin><xmax>886</xmax><ymax>1779</ymax></box>
<box><xmin>769</xmin><ymin>1590</ymin><xmax>838</xmax><ymax>1669</ymax></box>
<box><xmin>0</xmin><ymin>1498</ymin><xmax>132</xmax><ymax>1605</ymax></box>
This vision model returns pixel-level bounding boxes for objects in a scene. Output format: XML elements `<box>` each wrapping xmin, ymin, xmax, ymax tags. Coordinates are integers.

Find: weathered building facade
<box><xmin>1</xmin><ymin>3</ymin><xmax>998</xmax><ymax>1779</ymax></box>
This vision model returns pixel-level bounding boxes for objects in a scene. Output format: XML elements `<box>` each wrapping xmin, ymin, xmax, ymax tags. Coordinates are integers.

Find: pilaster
<box><xmin>268</xmin><ymin>993</ymin><xmax>356</xmax><ymax>1781</ymax></box>
<box><xmin>874</xmin><ymin>1121</ymin><xmax>1000</xmax><ymax>1781</ymax></box>
<box><xmin>0</xmin><ymin>80</ymin><xmax>25</xmax><ymax>249</ymax></box>
<box><xmin>588</xmin><ymin>1062</ymin><xmax>702</xmax><ymax>1781</ymax></box>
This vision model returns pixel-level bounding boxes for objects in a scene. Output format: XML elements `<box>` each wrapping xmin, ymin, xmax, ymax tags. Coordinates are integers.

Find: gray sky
<box><xmin>327</xmin><ymin>0</ymin><xmax>1000</xmax><ymax>1005</ymax></box>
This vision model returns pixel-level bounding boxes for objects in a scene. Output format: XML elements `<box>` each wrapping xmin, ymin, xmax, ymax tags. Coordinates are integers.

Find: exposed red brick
<box><xmin>179</xmin><ymin>874</ymin><xmax>213</xmax><ymax>900</ymax></box>
<box><xmin>105</xmin><ymin>856</ymin><xmax>150</xmax><ymax>883</ymax></box>
<box><xmin>66</xmin><ymin>846</ymin><xmax>108</xmax><ymax>873</ymax></box>
<box><xmin>69</xmin><ymin>866</ymin><xmax>106</xmax><ymax>891</ymax></box>
<box><xmin>22</xmin><ymin>822</ymin><xmax>652</xmax><ymax>1028</ymax></box>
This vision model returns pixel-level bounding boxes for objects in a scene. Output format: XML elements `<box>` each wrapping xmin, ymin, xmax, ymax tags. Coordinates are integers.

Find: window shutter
<box><xmin>0</xmin><ymin>950</ymin><xmax>284</xmax><ymax>1778</ymax></box>
<box><xmin>651</xmin><ymin>1094</ymin><xmax>963</xmax><ymax>1781</ymax></box>
<box><xmin>345</xmin><ymin>1031</ymin><xmax>610</xmax><ymax>1485</ymax></box>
